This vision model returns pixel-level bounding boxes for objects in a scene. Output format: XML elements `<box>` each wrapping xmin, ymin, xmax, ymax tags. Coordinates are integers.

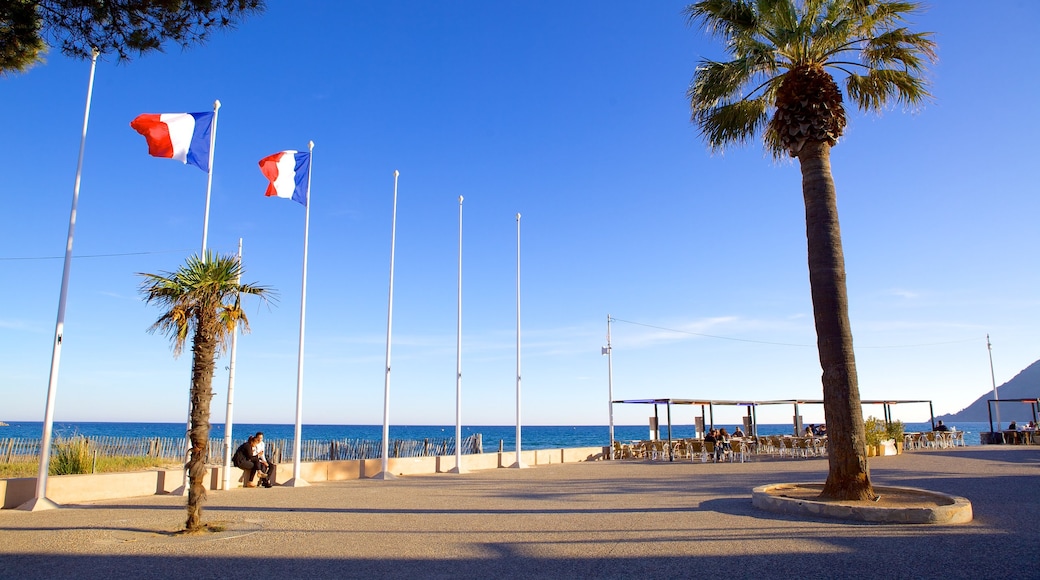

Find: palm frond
<box><xmin>695</xmin><ymin>97</ymin><xmax>771</xmax><ymax>152</ymax></box>
<box><xmin>862</xmin><ymin>28</ymin><xmax>936</xmax><ymax>71</ymax></box>
<box><xmin>845</xmin><ymin>68</ymin><xmax>929</xmax><ymax>110</ymax></box>
<box><xmin>858</xmin><ymin>1</ymin><xmax>921</xmax><ymax>32</ymax></box>
<box><xmin>690</xmin><ymin>58</ymin><xmax>770</xmax><ymax>112</ymax></box>
<box><xmin>684</xmin><ymin>0</ymin><xmax>758</xmax><ymax>38</ymax></box>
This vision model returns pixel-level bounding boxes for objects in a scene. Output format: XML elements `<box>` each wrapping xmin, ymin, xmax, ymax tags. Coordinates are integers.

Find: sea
<box><xmin>0</xmin><ymin>421</ymin><xmax>994</xmax><ymax>449</ymax></box>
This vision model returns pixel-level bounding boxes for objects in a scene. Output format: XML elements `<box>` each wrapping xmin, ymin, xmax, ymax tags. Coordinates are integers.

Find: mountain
<box><xmin>937</xmin><ymin>358</ymin><xmax>1040</xmax><ymax>423</ymax></box>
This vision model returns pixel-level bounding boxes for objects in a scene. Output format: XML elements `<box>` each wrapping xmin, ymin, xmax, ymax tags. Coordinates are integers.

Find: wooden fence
<box><xmin>0</xmin><ymin>434</ymin><xmax>484</xmax><ymax>465</ymax></box>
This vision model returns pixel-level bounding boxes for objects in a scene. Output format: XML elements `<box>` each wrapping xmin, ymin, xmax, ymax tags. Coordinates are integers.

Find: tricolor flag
<box><xmin>130</xmin><ymin>112</ymin><xmax>214</xmax><ymax>172</ymax></box>
<box><xmin>259</xmin><ymin>150</ymin><xmax>310</xmax><ymax>206</ymax></box>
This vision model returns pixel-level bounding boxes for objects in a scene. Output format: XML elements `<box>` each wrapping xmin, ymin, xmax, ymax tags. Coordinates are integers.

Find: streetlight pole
<box><xmin>988</xmin><ymin>334</ymin><xmax>1001</xmax><ymax>431</ymax></box>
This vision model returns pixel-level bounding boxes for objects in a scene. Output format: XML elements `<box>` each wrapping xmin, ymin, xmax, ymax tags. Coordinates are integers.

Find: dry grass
<box><xmin>0</xmin><ymin>456</ymin><xmax>182</xmax><ymax>479</ymax></box>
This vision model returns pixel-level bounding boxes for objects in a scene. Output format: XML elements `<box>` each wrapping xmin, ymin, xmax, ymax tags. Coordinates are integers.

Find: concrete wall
<box><xmin>1</xmin><ymin>446</ymin><xmax>608</xmax><ymax>509</ymax></box>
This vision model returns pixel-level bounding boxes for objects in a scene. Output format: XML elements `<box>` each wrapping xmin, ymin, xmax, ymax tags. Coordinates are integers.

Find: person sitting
<box><xmin>804</xmin><ymin>425</ymin><xmax>814</xmax><ymax>437</ymax></box>
<box><xmin>232</xmin><ymin>435</ymin><xmax>262</xmax><ymax>487</ymax></box>
<box><xmin>1007</xmin><ymin>420</ymin><xmax>1018</xmax><ymax>431</ymax></box>
<box><xmin>732</xmin><ymin>425</ymin><xmax>745</xmax><ymax>438</ymax></box>
<box><xmin>934</xmin><ymin>420</ymin><xmax>950</xmax><ymax>432</ymax></box>
<box><xmin>704</xmin><ymin>429</ymin><xmax>719</xmax><ymax>461</ymax></box>
<box><xmin>816</xmin><ymin>424</ymin><xmax>827</xmax><ymax>436</ymax></box>
<box><xmin>715</xmin><ymin>428</ymin><xmax>730</xmax><ymax>461</ymax></box>
<box><xmin>252</xmin><ymin>431</ymin><xmax>275</xmax><ymax>488</ymax></box>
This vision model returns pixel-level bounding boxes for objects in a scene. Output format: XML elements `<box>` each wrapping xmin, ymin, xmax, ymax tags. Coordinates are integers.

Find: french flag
<box><xmin>259</xmin><ymin>151</ymin><xmax>310</xmax><ymax>206</ymax></box>
<box><xmin>130</xmin><ymin>112</ymin><xmax>214</xmax><ymax>172</ymax></box>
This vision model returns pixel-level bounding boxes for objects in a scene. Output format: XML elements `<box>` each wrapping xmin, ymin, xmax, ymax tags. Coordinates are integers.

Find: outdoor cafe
<box><xmin>982</xmin><ymin>397</ymin><xmax>1040</xmax><ymax>445</ymax></box>
<box><xmin>608</xmin><ymin>397</ymin><xmax>940</xmax><ymax>462</ymax></box>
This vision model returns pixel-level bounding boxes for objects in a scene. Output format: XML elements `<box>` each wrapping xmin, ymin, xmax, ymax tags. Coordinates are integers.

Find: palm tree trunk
<box><xmin>797</xmin><ymin>141</ymin><xmax>875</xmax><ymax>501</ymax></box>
<box><xmin>185</xmin><ymin>316</ymin><xmax>218</xmax><ymax>531</ymax></box>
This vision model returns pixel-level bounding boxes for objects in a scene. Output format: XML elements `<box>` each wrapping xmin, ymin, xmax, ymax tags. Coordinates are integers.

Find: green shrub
<box><xmin>863</xmin><ymin>416</ymin><xmax>885</xmax><ymax>447</ymax></box>
<box><xmin>886</xmin><ymin>419</ymin><xmax>904</xmax><ymax>441</ymax></box>
<box><xmin>50</xmin><ymin>437</ymin><xmax>92</xmax><ymax>475</ymax></box>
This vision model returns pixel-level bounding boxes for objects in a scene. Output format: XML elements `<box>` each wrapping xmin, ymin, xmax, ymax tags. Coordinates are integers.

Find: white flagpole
<box><xmin>376</xmin><ymin>170</ymin><xmax>400</xmax><ymax>480</ymax></box>
<box><xmin>450</xmin><ymin>195</ymin><xmax>465</xmax><ymax>474</ymax></box>
<box><xmin>19</xmin><ymin>48</ymin><xmax>100</xmax><ymax>511</ymax></box>
<box><xmin>604</xmin><ymin>314</ymin><xmax>615</xmax><ymax>456</ymax></box>
<box><xmin>285</xmin><ymin>142</ymin><xmax>315</xmax><ymax>488</ymax></box>
<box><xmin>176</xmin><ymin>98</ymin><xmax>222</xmax><ymax>496</ymax></box>
<box><xmin>200</xmin><ymin>99</ymin><xmax>220</xmax><ymax>253</ymax></box>
<box><xmin>221</xmin><ymin>238</ymin><xmax>243</xmax><ymax>491</ymax></box>
<box><xmin>511</xmin><ymin>213</ymin><xmax>527</xmax><ymax>468</ymax></box>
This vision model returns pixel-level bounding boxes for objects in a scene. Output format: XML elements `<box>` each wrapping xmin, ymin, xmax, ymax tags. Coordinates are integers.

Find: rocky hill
<box><xmin>937</xmin><ymin>358</ymin><xmax>1040</xmax><ymax>423</ymax></box>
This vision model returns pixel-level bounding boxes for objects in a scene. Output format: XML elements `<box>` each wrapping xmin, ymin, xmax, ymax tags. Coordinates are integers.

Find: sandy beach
<box><xmin>1</xmin><ymin>446</ymin><xmax>1036</xmax><ymax>579</ymax></box>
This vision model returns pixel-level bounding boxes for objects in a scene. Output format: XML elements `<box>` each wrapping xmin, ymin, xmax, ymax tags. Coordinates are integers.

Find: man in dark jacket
<box><xmin>232</xmin><ymin>437</ymin><xmax>261</xmax><ymax>487</ymax></box>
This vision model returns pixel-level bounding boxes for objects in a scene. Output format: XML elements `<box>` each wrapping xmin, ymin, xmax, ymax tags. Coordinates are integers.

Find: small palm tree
<box><xmin>139</xmin><ymin>251</ymin><xmax>272</xmax><ymax>530</ymax></box>
<box><xmin>685</xmin><ymin>0</ymin><xmax>936</xmax><ymax>500</ymax></box>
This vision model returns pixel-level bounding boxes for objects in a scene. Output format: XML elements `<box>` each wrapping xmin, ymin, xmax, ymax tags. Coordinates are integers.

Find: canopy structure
<box><xmin>610</xmin><ymin>397</ymin><xmax>935</xmax><ymax>461</ymax></box>
<box><xmin>986</xmin><ymin>398</ymin><xmax>1040</xmax><ymax>434</ymax></box>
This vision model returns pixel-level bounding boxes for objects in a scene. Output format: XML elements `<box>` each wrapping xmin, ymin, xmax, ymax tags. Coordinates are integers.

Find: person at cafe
<box><xmin>1007</xmin><ymin>420</ymin><xmax>1018</xmax><ymax>431</ymax></box>
<box><xmin>804</xmin><ymin>425</ymin><xmax>814</xmax><ymax>437</ymax></box>
<box><xmin>934</xmin><ymin>420</ymin><xmax>950</xmax><ymax>432</ymax></box>
<box><xmin>704</xmin><ymin>429</ymin><xmax>719</xmax><ymax>461</ymax></box>
<box><xmin>715</xmin><ymin>428</ymin><xmax>731</xmax><ymax>461</ymax></box>
<box><xmin>732</xmin><ymin>425</ymin><xmax>745</xmax><ymax>438</ymax></box>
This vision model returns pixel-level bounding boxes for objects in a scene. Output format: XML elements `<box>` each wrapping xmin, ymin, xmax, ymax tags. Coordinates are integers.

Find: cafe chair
<box><xmin>728</xmin><ymin>440</ymin><xmax>746</xmax><ymax>463</ymax></box>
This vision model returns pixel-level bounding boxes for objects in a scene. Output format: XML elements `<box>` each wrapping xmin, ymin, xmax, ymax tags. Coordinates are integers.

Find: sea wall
<box><xmin>0</xmin><ymin>446</ymin><xmax>609</xmax><ymax>509</ymax></box>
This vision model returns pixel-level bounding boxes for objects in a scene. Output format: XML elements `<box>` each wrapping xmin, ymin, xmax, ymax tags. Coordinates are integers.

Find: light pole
<box><xmin>988</xmin><ymin>334</ymin><xmax>1001</xmax><ymax>431</ymax></box>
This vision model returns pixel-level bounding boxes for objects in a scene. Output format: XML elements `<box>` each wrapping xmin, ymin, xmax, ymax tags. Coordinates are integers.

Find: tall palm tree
<box><xmin>139</xmin><ymin>251</ymin><xmax>272</xmax><ymax>530</ymax></box>
<box><xmin>685</xmin><ymin>0</ymin><xmax>936</xmax><ymax>500</ymax></box>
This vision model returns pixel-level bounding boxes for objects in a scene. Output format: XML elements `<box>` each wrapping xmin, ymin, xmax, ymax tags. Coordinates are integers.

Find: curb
<box><xmin>752</xmin><ymin>482</ymin><xmax>973</xmax><ymax>524</ymax></box>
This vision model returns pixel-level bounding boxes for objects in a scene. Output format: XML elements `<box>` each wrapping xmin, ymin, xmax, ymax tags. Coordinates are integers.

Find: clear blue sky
<box><xmin>2</xmin><ymin>2</ymin><xmax>1037</xmax><ymax>428</ymax></box>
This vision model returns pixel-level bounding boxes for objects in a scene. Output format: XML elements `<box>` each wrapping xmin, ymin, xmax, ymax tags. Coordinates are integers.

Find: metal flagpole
<box><xmin>176</xmin><ymin>98</ymin><xmax>221</xmax><ymax>495</ymax></box>
<box><xmin>604</xmin><ymin>314</ymin><xmax>615</xmax><ymax>456</ymax></box>
<box><xmin>285</xmin><ymin>142</ymin><xmax>315</xmax><ymax>488</ymax></box>
<box><xmin>511</xmin><ymin>213</ymin><xmax>527</xmax><ymax>468</ymax></box>
<box><xmin>200</xmin><ymin>99</ymin><xmax>220</xmax><ymax>252</ymax></box>
<box><xmin>988</xmin><ymin>334</ymin><xmax>1001</xmax><ymax>431</ymax></box>
<box><xmin>221</xmin><ymin>238</ymin><xmax>243</xmax><ymax>491</ymax></box>
<box><xmin>19</xmin><ymin>48</ymin><xmax>100</xmax><ymax>511</ymax></box>
<box><xmin>375</xmin><ymin>170</ymin><xmax>400</xmax><ymax>480</ymax></box>
<box><xmin>450</xmin><ymin>196</ymin><xmax>465</xmax><ymax>474</ymax></box>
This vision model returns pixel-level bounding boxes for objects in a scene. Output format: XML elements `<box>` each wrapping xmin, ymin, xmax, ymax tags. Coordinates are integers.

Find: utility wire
<box><xmin>0</xmin><ymin>248</ymin><xmax>196</xmax><ymax>261</ymax></box>
<box><xmin>611</xmin><ymin>317</ymin><xmax>981</xmax><ymax>350</ymax></box>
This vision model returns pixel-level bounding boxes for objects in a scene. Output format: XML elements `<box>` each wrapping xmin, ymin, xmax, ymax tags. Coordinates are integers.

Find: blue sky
<box><xmin>2</xmin><ymin>1</ymin><xmax>1038</xmax><ymax>428</ymax></box>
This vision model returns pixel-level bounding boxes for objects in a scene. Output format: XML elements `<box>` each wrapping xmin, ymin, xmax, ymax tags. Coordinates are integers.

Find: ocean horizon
<box><xmin>0</xmin><ymin>420</ymin><xmax>993</xmax><ymax>449</ymax></box>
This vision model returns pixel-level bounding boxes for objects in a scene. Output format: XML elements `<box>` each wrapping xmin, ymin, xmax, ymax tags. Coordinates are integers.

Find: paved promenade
<box><xmin>1</xmin><ymin>446</ymin><xmax>1036</xmax><ymax>579</ymax></box>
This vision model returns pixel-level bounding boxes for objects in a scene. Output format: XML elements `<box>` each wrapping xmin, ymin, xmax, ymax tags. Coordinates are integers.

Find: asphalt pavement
<box><xmin>0</xmin><ymin>446</ymin><xmax>1036</xmax><ymax>579</ymax></box>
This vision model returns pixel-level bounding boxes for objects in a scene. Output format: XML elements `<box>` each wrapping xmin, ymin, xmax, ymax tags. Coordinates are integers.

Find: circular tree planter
<box><xmin>752</xmin><ymin>483</ymin><xmax>973</xmax><ymax>524</ymax></box>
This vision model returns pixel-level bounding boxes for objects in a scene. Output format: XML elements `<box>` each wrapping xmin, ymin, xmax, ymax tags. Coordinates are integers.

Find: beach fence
<box><xmin>1</xmin><ymin>434</ymin><xmax>484</xmax><ymax>468</ymax></box>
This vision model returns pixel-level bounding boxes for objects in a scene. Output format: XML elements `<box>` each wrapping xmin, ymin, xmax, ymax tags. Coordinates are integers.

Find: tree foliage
<box><xmin>1</xmin><ymin>0</ymin><xmax>264</xmax><ymax>75</ymax></box>
<box><xmin>686</xmin><ymin>0</ymin><xmax>936</xmax><ymax>157</ymax></box>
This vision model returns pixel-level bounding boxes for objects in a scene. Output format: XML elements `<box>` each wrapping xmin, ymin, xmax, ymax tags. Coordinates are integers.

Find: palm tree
<box><xmin>139</xmin><ymin>251</ymin><xmax>272</xmax><ymax>530</ymax></box>
<box><xmin>685</xmin><ymin>0</ymin><xmax>936</xmax><ymax>500</ymax></box>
